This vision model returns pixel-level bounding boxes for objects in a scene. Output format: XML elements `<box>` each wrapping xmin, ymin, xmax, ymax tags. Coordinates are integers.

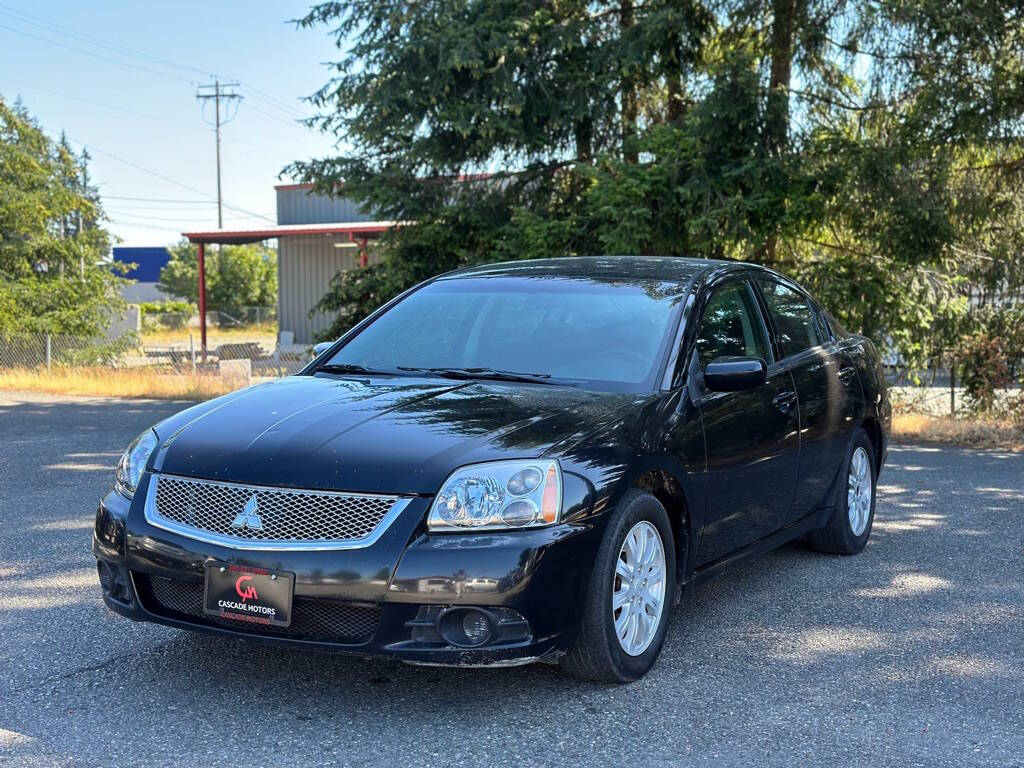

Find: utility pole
<box><xmin>196</xmin><ymin>79</ymin><xmax>242</xmax><ymax>229</ymax></box>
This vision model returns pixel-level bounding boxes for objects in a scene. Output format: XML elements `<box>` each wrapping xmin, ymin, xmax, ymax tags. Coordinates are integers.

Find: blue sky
<box><xmin>0</xmin><ymin>1</ymin><xmax>345</xmax><ymax>246</ymax></box>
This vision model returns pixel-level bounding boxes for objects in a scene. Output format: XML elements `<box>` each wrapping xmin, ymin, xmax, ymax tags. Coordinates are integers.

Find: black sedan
<box><xmin>94</xmin><ymin>256</ymin><xmax>889</xmax><ymax>682</ymax></box>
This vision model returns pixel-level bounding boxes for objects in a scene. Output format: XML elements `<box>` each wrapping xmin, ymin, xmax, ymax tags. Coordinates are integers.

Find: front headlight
<box><xmin>115</xmin><ymin>429</ymin><xmax>158</xmax><ymax>498</ymax></box>
<box><xmin>427</xmin><ymin>459</ymin><xmax>562</xmax><ymax>532</ymax></box>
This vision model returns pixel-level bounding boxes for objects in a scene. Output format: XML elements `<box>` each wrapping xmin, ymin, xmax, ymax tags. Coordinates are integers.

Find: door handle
<box><xmin>772</xmin><ymin>390</ymin><xmax>797</xmax><ymax>411</ymax></box>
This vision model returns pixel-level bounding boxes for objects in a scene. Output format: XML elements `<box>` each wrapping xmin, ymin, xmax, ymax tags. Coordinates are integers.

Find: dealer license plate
<box><xmin>204</xmin><ymin>563</ymin><xmax>293</xmax><ymax>627</ymax></box>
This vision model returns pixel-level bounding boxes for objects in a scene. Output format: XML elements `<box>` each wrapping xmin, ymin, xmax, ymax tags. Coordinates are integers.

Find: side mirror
<box><xmin>311</xmin><ymin>341</ymin><xmax>334</xmax><ymax>360</ymax></box>
<box><xmin>704</xmin><ymin>356</ymin><xmax>767</xmax><ymax>392</ymax></box>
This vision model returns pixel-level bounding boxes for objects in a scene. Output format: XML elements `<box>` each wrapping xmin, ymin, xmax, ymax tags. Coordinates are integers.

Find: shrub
<box><xmin>140</xmin><ymin>300</ymin><xmax>196</xmax><ymax>331</ymax></box>
<box><xmin>956</xmin><ymin>332</ymin><xmax>1011</xmax><ymax>412</ymax></box>
<box><xmin>977</xmin><ymin>305</ymin><xmax>1024</xmax><ymax>382</ymax></box>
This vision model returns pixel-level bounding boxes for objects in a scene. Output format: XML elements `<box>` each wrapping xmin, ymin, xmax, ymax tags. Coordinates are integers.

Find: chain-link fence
<box><xmin>0</xmin><ymin>332</ymin><xmax>310</xmax><ymax>384</ymax></box>
<box><xmin>0</xmin><ymin>334</ymin><xmax>137</xmax><ymax>369</ymax></box>
<box><xmin>141</xmin><ymin>306</ymin><xmax>277</xmax><ymax>333</ymax></box>
<box><xmin>886</xmin><ymin>350</ymin><xmax>1023</xmax><ymax>418</ymax></box>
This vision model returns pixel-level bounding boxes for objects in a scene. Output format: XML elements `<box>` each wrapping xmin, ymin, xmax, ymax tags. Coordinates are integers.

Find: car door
<box><xmin>754</xmin><ymin>278</ymin><xmax>859</xmax><ymax>517</ymax></box>
<box><xmin>688</xmin><ymin>278</ymin><xmax>801</xmax><ymax>567</ymax></box>
<box><xmin>815</xmin><ymin>301</ymin><xmax>868</xmax><ymax>490</ymax></box>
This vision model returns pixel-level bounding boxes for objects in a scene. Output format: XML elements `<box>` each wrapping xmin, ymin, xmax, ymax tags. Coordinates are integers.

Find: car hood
<box><xmin>151</xmin><ymin>374</ymin><xmax>642</xmax><ymax>494</ymax></box>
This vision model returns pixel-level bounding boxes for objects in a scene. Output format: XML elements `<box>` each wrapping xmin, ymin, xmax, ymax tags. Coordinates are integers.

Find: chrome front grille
<box><xmin>146</xmin><ymin>473</ymin><xmax>405</xmax><ymax>550</ymax></box>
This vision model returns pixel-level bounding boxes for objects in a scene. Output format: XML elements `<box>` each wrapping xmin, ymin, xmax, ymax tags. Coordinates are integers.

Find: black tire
<box><xmin>560</xmin><ymin>489</ymin><xmax>676</xmax><ymax>683</ymax></box>
<box><xmin>808</xmin><ymin>428</ymin><xmax>877</xmax><ymax>555</ymax></box>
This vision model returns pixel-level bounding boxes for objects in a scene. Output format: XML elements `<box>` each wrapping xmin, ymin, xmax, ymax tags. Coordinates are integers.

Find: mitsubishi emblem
<box><xmin>232</xmin><ymin>495</ymin><xmax>263</xmax><ymax>531</ymax></box>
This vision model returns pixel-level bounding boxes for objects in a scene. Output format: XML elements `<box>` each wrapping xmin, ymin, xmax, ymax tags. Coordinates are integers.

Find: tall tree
<box><xmin>0</xmin><ymin>96</ymin><xmax>122</xmax><ymax>337</ymax></box>
<box><xmin>292</xmin><ymin>0</ymin><xmax>1024</xmax><ymax>373</ymax></box>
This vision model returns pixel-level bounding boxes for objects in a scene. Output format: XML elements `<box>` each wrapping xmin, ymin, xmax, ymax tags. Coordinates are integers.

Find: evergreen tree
<box><xmin>0</xmin><ymin>96</ymin><xmax>123</xmax><ymax>336</ymax></box>
<box><xmin>292</xmin><ymin>0</ymin><xmax>1024</xmax><ymax>370</ymax></box>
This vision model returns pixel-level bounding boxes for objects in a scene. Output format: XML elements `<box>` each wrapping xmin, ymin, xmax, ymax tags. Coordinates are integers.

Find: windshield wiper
<box><xmin>316</xmin><ymin>363</ymin><xmax>390</xmax><ymax>375</ymax></box>
<box><xmin>397</xmin><ymin>366</ymin><xmax>555</xmax><ymax>384</ymax></box>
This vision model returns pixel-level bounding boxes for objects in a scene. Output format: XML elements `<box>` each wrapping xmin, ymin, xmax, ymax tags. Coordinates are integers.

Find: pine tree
<box><xmin>0</xmin><ymin>96</ymin><xmax>122</xmax><ymax>336</ymax></box>
<box><xmin>292</xmin><ymin>0</ymin><xmax>1024</xmax><ymax>370</ymax></box>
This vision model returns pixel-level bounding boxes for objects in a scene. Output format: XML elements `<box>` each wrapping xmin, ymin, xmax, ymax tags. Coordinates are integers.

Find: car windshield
<box><xmin>320</xmin><ymin>276</ymin><xmax>686</xmax><ymax>390</ymax></box>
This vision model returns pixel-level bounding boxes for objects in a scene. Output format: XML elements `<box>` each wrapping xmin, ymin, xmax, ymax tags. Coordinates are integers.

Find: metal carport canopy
<box><xmin>181</xmin><ymin>221</ymin><xmax>396</xmax><ymax>354</ymax></box>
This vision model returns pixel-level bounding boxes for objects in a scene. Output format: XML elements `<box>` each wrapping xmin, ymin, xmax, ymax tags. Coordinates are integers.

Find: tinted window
<box><xmin>812</xmin><ymin>304</ymin><xmax>833</xmax><ymax>343</ymax></box>
<box><xmin>757</xmin><ymin>280</ymin><xmax>822</xmax><ymax>357</ymax></box>
<box><xmin>324</xmin><ymin>277</ymin><xmax>684</xmax><ymax>389</ymax></box>
<box><xmin>824</xmin><ymin>310</ymin><xmax>848</xmax><ymax>338</ymax></box>
<box><xmin>695</xmin><ymin>282</ymin><xmax>771</xmax><ymax>368</ymax></box>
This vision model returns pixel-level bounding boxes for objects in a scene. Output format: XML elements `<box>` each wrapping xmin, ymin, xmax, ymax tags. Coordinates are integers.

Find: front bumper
<box><xmin>93</xmin><ymin>478</ymin><xmax>597</xmax><ymax>666</ymax></box>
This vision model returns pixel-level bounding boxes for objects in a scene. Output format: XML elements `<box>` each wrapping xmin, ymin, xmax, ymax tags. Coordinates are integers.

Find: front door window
<box><xmin>695</xmin><ymin>282</ymin><xmax>771</xmax><ymax>368</ymax></box>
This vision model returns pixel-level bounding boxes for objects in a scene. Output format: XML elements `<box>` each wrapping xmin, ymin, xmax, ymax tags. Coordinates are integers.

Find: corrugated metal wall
<box><xmin>276</xmin><ymin>187</ymin><xmax>374</xmax><ymax>226</ymax></box>
<box><xmin>278</xmin><ymin>235</ymin><xmax>383</xmax><ymax>343</ymax></box>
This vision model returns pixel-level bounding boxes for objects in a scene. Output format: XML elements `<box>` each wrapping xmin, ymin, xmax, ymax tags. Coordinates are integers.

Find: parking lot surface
<box><xmin>1</xmin><ymin>391</ymin><xmax>1022</xmax><ymax>767</ymax></box>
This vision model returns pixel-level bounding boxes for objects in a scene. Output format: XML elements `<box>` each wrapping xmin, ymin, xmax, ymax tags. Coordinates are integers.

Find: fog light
<box><xmin>97</xmin><ymin>560</ymin><xmax>132</xmax><ymax>606</ymax></box>
<box><xmin>438</xmin><ymin>607</ymin><xmax>494</xmax><ymax>647</ymax></box>
<box><xmin>462</xmin><ymin>611</ymin><xmax>491</xmax><ymax>644</ymax></box>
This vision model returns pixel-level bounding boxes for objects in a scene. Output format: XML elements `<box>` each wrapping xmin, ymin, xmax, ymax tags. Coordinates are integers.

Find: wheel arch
<box><xmin>614</xmin><ymin>456</ymin><xmax>700</xmax><ymax>587</ymax></box>
<box><xmin>859</xmin><ymin>416</ymin><xmax>885</xmax><ymax>476</ymax></box>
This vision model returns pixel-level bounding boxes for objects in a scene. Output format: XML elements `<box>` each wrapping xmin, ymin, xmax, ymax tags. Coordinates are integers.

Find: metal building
<box><xmin>183</xmin><ymin>183</ymin><xmax>394</xmax><ymax>350</ymax></box>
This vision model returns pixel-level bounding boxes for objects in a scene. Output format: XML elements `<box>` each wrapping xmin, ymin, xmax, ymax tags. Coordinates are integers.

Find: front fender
<box><xmin>559</xmin><ymin>388</ymin><xmax>706</xmax><ymax>585</ymax></box>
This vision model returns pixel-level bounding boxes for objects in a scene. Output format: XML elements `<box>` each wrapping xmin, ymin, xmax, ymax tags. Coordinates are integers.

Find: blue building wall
<box><xmin>112</xmin><ymin>247</ymin><xmax>171</xmax><ymax>282</ymax></box>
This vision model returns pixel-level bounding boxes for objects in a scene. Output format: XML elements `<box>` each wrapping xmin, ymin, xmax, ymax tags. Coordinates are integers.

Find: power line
<box><xmin>0</xmin><ymin>4</ymin><xmax>314</xmax><ymax>124</ymax></box>
<box><xmin>103</xmin><ymin>196</ymin><xmax>213</xmax><ymax>204</ymax></box>
<box><xmin>1</xmin><ymin>9</ymin><xmax>299</xmax><ymax>231</ymax></box>
<box><xmin>1</xmin><ymin>75</ymin><xmax>300</xmax><ymax>159</ymax></box>
<box><xmin>240</xmin><ymin>82</ymin><xmax>306</xmax><ymax>112</ymax></box>
<box><xmin>0</xmin><ymin>3</ymin><xmax>215</xmax><ymax>78</ymax></box>
<box><xmin>242</xmin><ymin>101</ymin><xmax>309</xmax><ymax>130</ymax></box>
<box><xmin>62</xmin><ymin>135</ymin><xmax>274</xmax><ymax>224</ymax></box>
<box><xmin>106</xmin><ymin>204</ymin><xmax>217</xmax><ymax>212</ymax></box>
<box><xmin>0</xmin><ymin>21</ymin><xmax>195</xmax><ymax>84</ymax></box>
<box><xmin>105</xmin><ymin>210</ymin><xmax>217</xmax><ymax>222</ymax></box>
<box><xmin>2</xmin><ymin>75</ymin><xmax>201</xmax><ymax>128</ymax></box>
<box><xmin>108</xmin><ymin>212</ymin><xmax>214</xmax><ymax>220</ymax></box>
<box><xmin>105</xmin><ymin>219</ymin><xmax>192</xmax><ymax>234</ymax></box>
<box><xmin>238</xmin><ymin>84</ymin><xmax>308</xmax><ymax>120</ymax></box>
<box><xmin>108</xmin><ymin>209</ymin><xmax>268</xmax><ymax>223</ymax></box>
<box><xmin>1</xmin><ymin>112</ymin><xmax>275</xmax><ymax>226</ymax></box>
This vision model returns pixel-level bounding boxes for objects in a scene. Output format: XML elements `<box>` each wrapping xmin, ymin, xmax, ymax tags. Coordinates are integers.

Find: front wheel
<box><xmin>560</xmin><ymin>490</ymin><xmax>676</xmax><ymax>683</ymax></box>
<box><xmin>809</xmin><ymin>428</ymin><xmax>877</xmax><ymax>555</ymax></box>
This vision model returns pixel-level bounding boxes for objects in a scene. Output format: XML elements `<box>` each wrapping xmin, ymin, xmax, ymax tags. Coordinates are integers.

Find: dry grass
<box><xmin>892</xmin><ymin>412</ymin><xmax>1024</xmax><ymax>452</ymax></box>
<box><xmin>141</xmin><ymin>323</ymin><xmax>278</xmax><ymax>349</ymax></box>
<box><xmin>0</xmin><ymin>367</ymin><xmax>237</xmax><ymax>400</ymax></box>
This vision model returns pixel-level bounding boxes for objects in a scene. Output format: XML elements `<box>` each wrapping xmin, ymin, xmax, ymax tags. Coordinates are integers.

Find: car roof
<box><xmin>440</xmin><ymin>255</ymin><xmax>757</xmax><ymax>284</ymax></box>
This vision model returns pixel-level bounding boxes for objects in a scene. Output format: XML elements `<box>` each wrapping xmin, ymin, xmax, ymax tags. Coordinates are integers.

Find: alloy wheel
<box><xmin>612</xmin><ymin>521</ymin><xmax>667</xmax><ymax>656</ymax></box>
<box><xmin>848</xmin><ymin>446</ymin><xmax>872</xmax><ymax>536</ymax></box>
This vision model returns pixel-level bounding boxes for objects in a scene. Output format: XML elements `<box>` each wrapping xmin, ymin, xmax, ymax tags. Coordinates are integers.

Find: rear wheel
<box><xmin>809</xmin><ymin>428</ymin><xmax>876</xmax><ymax>555</ymax></box>
<box><xmin>560</xmin><ymin>490</ymin><xmax>675</xmax><ymax>683</ymax></box>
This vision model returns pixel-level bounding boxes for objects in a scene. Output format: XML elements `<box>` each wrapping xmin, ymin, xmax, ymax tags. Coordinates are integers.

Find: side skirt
<box><xmin>687</xmin><ymin>505</ymin><xmax>832</xmax><ymax>589</ymax></box>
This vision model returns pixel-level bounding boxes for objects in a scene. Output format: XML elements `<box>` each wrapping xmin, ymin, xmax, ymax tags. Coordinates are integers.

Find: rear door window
<box><xmin>812</xmin><ymin>304</ymin><xmax>833</xmax><ymax>344</ymax></box>
<box><xmin>756</xmin><ymin>279</ymin><xmax>823</xmax><ymax>358</ymax></box>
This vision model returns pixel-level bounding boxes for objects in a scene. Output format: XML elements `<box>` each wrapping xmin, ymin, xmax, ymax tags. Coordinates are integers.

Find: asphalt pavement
<box><xmin>1</xmin><ymin>390</ymin><xmax>1022</xmax><ymax>768</ymax></box>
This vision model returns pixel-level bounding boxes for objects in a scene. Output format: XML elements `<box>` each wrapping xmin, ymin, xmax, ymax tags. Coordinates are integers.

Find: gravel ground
<box><xmin>1</xmin><ymin>390</ymin><xmax>1022</xmax><ymax>768</ymax></box>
